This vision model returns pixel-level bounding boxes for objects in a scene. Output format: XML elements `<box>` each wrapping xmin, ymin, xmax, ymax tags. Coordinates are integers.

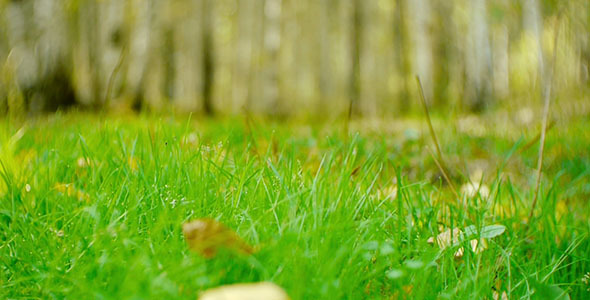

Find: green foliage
<box><xmin>463</xmin><ymin>225</ymin><xmax>506</xmax><ymax>239</ymax></box>
<box><xmin>530</xmin><ymin>278</ymin><xmax>571</xmax><ymax>300</ymax></box>
<box><xmin>0</xmin><ymin>114</ymin><xmax>588</xmax><ymax>299</ymax></box>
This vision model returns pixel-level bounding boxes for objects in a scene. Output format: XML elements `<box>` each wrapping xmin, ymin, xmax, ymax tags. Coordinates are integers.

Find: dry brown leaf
<box><xmin>182</xmin><ymin>218</ymin><xmax>253</xmax><ymax>258</ymax></box>
<box><xmin>427</xmin><ymin>228</ymin><xmax>462</xmax><ymax>249</ymax></box>
<box><xmin>351</xmin><ymin>166</ymin><xmax>361</xmax><ymax>176</ymax></box>
<box><xmin>199</xmin><ymin>282</ymin><xmax>289</xmax><ymax>300</ymax></box>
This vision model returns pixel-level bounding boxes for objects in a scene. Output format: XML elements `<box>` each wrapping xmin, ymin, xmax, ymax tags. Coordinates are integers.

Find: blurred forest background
<box><xmin>0</xmin><ymin>0</ymin><xmax>588</xmax><ymax>117</ymax></box>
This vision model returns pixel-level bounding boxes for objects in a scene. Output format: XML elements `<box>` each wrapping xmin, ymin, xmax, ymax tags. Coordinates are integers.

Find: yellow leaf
<box><xmin>182</xmin><ymin>218</ymin><xmax>253</xmax><ymax>258</ymax></box>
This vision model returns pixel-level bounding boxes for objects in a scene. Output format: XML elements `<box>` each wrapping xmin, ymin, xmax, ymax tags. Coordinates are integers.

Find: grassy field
<box><xmin>1</xmin><ymin>112</ymin><xmax>589</xmax><ymax>299</ymax></box>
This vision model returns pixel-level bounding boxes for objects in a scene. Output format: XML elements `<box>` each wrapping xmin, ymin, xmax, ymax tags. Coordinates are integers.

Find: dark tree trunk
<box><xmin>201</xmin><ymin>0</ymin><xmax>214</xmax><ymax>116</ymax></box>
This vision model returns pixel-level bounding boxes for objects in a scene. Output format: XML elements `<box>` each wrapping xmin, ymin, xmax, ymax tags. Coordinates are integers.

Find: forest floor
<box><xmin>0</xmin><ymin>111</ymin><xmax>589</xmax><ymax>299</ymax></box>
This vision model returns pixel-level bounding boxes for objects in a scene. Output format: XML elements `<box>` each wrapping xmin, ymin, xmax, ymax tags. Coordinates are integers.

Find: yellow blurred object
<box><xmin>492</xmin><ymin>290</ymin><xmax>508</xmax><ymax>300</ymax></box>
<box><xmin>77</xmin><ymin>157</ymin><xmax>91</xmax><ymax>168</ymax></box>
<box><xmin>54</xmin><ymin>183</ymin><xmax>90</xmax><ymax>202</ymax></box>
<box><xmin>128</xmin><ymin>157</ymin><xmax>138</xmax><ymax>171</ymax></box>
<box><xmin>460</xmin><ymin>182</ymin><xmax>490</xmax><ymax>198</ymax></box>
<box><xmin>377</xmin><ymin>185</ymin><xmax>398</xmax><ymax>201</ymax></box>
<box><xmin>199</xmin><ymin>282</ymin><xmax>289</xmax><ymax>300</ymax></box>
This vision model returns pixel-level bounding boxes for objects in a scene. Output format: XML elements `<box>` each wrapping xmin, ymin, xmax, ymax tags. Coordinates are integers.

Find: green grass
<box><xmin>1</xmin><ymin>113</ymin><xmax>589</xmax><ymax>299</ymax></box>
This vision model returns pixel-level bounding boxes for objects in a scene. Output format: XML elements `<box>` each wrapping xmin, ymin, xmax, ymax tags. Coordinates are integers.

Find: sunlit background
<box><xmin>0</xmin><ymin>0</ymin><xmax>588</xmax><ymax>117</ymax></box>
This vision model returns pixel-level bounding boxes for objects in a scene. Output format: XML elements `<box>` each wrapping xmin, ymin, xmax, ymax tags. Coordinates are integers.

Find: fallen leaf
<box><xmin>428</xmin><ymin>228</ymin><xmax>462</xmax><ymax>249</ymax></box>
<box><xmin>199</xmin><ymin>282</ymin><xmax>289</xmax><ymax>300</ymax></box>
<box><xmin>183</xmin><ymin>218</ymin><xmax>253</xmax><ymax>258</ymax></box>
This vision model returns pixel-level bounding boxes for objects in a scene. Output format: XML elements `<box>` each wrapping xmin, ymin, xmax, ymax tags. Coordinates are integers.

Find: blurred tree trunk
<box><xmin>200</xmin><ymin>0</ymin><xmax>214</xmax><ymax>115</ymax></box>
<box><xmin>123</xmin><ymin>0</ymin><xmax>150</xmax><ymax>112</ymax></box>
<box><xmin>584</xmin><ymin>15</ymin><xmax>590</xmax><ymax>86</ymax></box>
<box><xmin>246</xmin><ymin>1</ymin><xmax>265</xmax><ymax>113</ymax></box>
<box><xmin>394</xmin><ymin>0</ymin><xmax>411</xmax><ymax>112</ymax></box>
<box><xmin>349</xmin><ymin>0</ymin><xmax>362</xmax><ymax>118</ymax></box>
<box><xmin>432</xmin><ymin>1</ymin><xmax>452</xmax><ymax>106</ymax></box>
<box><xmin>87</xmin><ymin>1</ymin><xmax>103</xmax><ymax>108</ymax></box>
<box><xmin>464</xmin><ymin>0</ymin><xmax>493</xmax><ymax>111</ymax></box>
<box><xmin>409</xmin><ymin>0</ymin><xmax>433</xmax><ymax>105</ymax></box>
<box><xmin>1</xmin><ymin>0</ymin><xmax>589</xmax><ymax>116</ymax></box>
<box><xmin>2</xmin><ymin>0</ymin><xmax>76</xmax><ymax>113</ymax></box>
<box><xmin>581</xmin><ymin>0</ymin><xmax>590</xmax><ymax>86</ymax></box>
<box><xmin>522</xmin><ymin>0</ymin><xmax>545</xmax><ymax>84</ymax></box>
<box><xmin>232</xmin><ymin>0</ymin><xmax>254</xmax><ymax>113</ymax></box>
<box><xmin>491</xmin><ymin>0</ymin><xmax>510</xmax><ymax>100</ymax></box>
<box><xmin>163</xmin><ymin>26</ymin><xmax>175</xmax><ymax>102</ymax></box>
<box><xmin>315</xmin><ymin>0</ymin><xmax>331</xmax><ymax>115</ymax></box>
<box><xmin>0</xmin><ymin>1</ymin><xmax>9</xmax><ymax>113</ymax></box>
<box><xmin>262</xmin><ymin>0</ymin><xmax>282</xmax><ymax>116</ymax></box>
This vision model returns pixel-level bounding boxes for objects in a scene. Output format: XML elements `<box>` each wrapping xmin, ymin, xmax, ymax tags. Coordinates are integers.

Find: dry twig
<box><xmin>526</xmin><ymin>18</ymin><xmax>560</xmax><ymax>232</ymax></box>
<box><xmin>416</xmin><ymin>76</ymin><xmax>459</xmax><ymax>200</ymax></box>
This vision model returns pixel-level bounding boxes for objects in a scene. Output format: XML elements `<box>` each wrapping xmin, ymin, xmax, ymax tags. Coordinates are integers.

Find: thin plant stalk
<box><xmin>416</xmin><ymin>76</ymin><xmax>459</xmax><ymax>200</ymax></box>
<box><xmin>526</xmin><ymin>18</ymin><xmax>560</xmax><ymax>232</ymax></box>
